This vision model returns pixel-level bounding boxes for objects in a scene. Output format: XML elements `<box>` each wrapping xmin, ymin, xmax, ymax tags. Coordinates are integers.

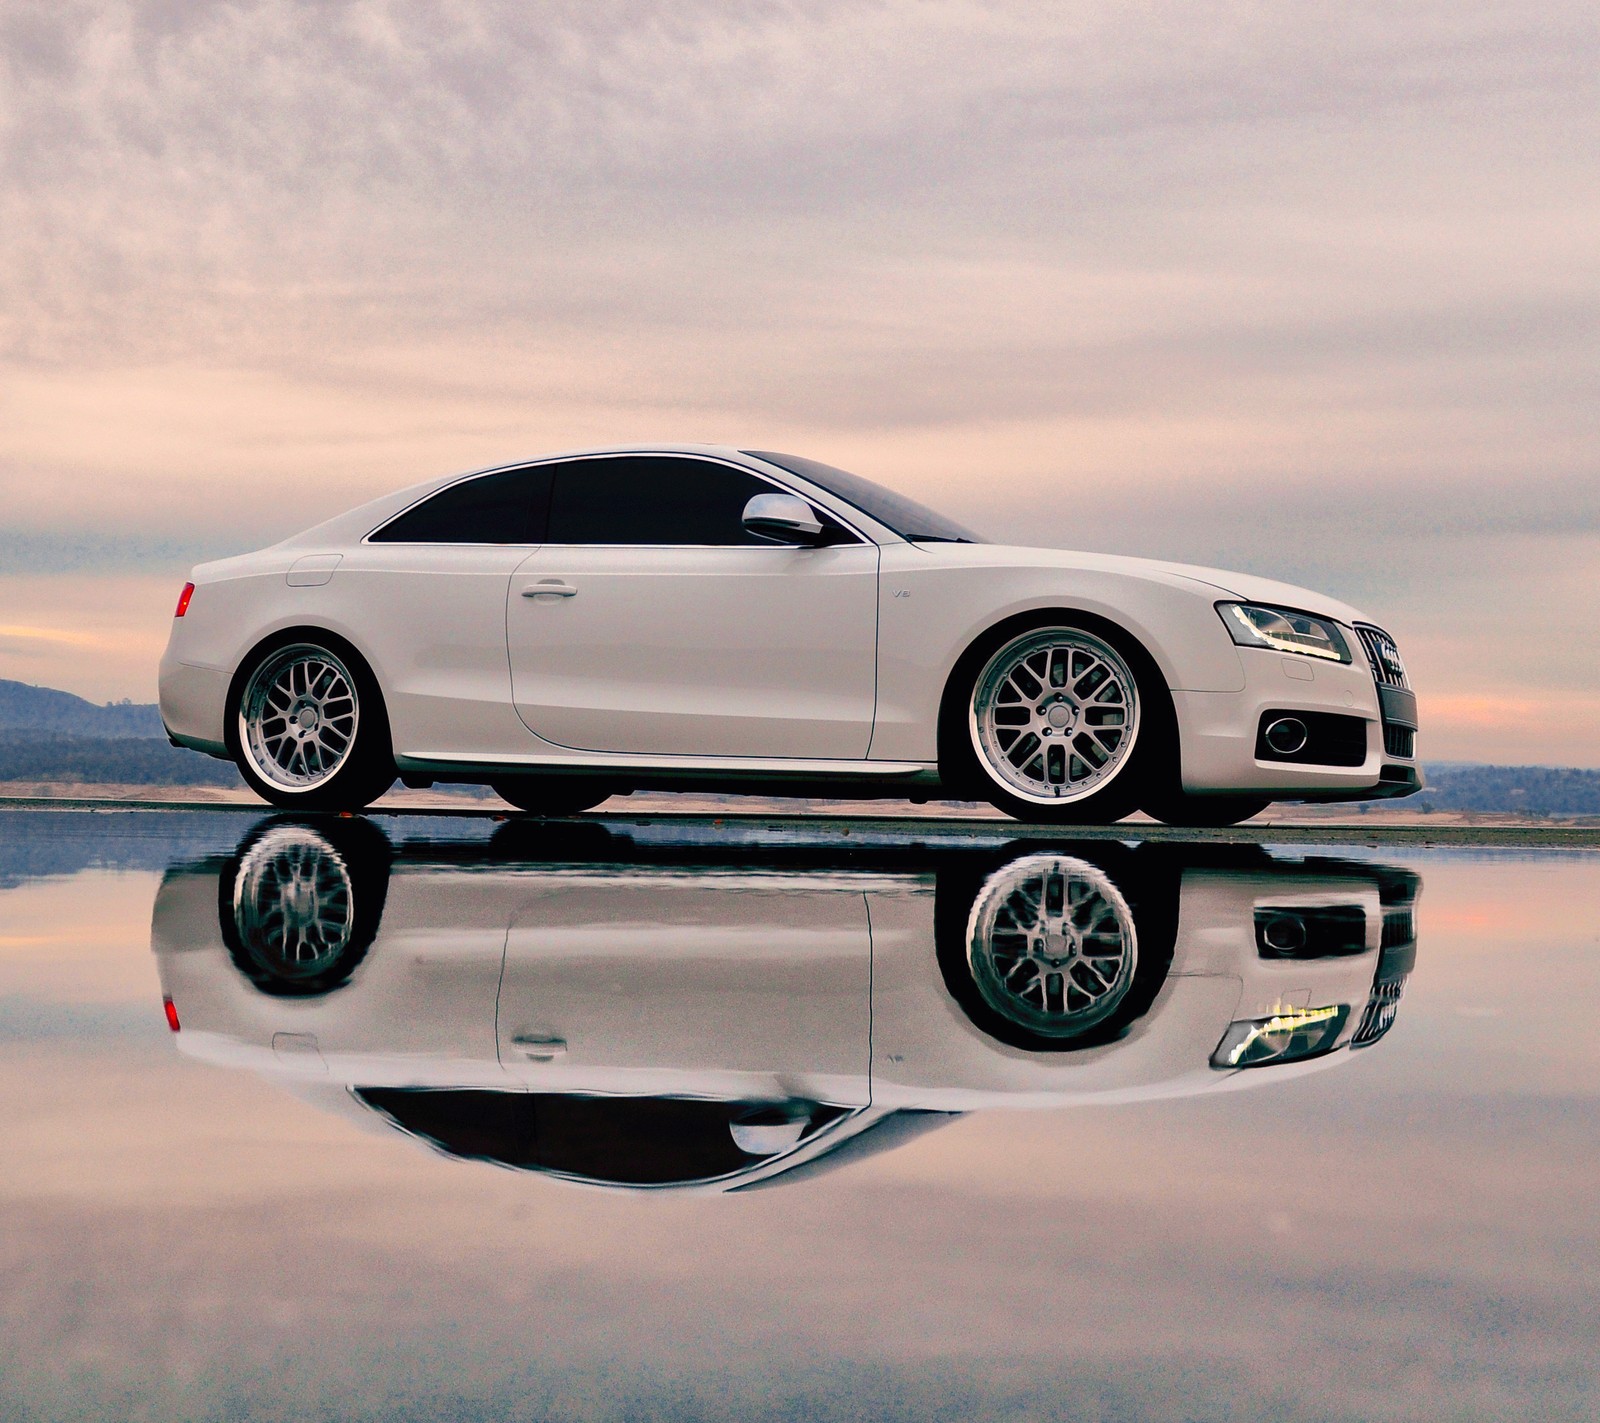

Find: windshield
<box><xmin>745</xmin><ymin>451</ymin><xmax>983</xmax><ymax>543</ymax></box>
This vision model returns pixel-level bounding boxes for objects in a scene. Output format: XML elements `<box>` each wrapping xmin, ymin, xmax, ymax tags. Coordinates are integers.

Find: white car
<box><xmin>151</xmin><ymin>819</ymin><xmax>1419</xmax><ymax>1192</ymax></box>
<box><xmin>158</xmin><ymin>445</ymin><xmax>1420</xmax><ymax>823</ymax></box>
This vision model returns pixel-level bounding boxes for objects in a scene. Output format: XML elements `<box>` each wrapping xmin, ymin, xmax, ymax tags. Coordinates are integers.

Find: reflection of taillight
<box><xmin>174</xmin><ymin>582</ymin><xmax>195</xmax><ymax>618</ymax></box>
<box><xmin>162</xmin><ymin>997</ymin><xmax>180</xmax><ymax>1032</ymax></box>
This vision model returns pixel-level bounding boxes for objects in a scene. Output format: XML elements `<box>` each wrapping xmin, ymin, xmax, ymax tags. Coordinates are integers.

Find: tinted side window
<box><xmin>546</xmin><ymin>456</ymin><xmax>780</xmax><ymax>546</ymax></box>
<box><xmin>370</xmin><ymin>466</ymin><xmax>552</xmax><ymax>543</ymax></box>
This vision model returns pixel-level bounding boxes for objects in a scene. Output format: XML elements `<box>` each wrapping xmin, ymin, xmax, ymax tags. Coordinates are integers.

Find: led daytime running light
<box><xmin>1219</xmin><ymin>603</ymin><xmax>1351</xmax><ymax>662</ymax></box>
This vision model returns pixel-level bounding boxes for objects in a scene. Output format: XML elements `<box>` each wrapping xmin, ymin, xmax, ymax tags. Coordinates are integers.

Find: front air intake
<box><xmin>1384</xmin><ymin>724</ymin><xmax>1415</xmax><ymax>759</ymax></box>
<box><xmin>1255</xmin><ymin>710</ymin><xmax>1368</xmax><ymax>767</ymax></box>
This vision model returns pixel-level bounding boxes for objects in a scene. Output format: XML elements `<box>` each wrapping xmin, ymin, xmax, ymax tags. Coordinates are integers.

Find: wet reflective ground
<box><xmin>2</xmin><ymin>810</ymin><xmax>1598</xmax><ymax>1422</ymax></box>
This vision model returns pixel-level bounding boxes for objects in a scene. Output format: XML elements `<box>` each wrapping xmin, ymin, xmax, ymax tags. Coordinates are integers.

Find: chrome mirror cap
<box><xmin>742</xmin><ymin>492</ymin><xmax>824</xmax><ymax>543</ymax></box>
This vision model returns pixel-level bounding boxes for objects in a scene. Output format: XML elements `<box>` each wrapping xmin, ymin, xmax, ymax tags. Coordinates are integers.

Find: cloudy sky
<box><xmin>2</xmin><ymin>1</ymin><xmax>1596</xmax><ymax>762</ymax></box>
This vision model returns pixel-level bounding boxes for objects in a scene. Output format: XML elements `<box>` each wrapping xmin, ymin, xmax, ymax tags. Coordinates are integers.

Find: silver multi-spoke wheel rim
<box><xmin>232</xmin><ymin>825</ymin><xmax>356</xmax><ymax>981</ymax></box>
<box><xmin>966</xmin><ymin>853</ymin><xmax>1138</xmax><ymax>1037</ymax></box>
<box><xmin>239</xmin><ymin>644</ymin><xmax>360</xmax><ymax>791</ymax></box>
<box><xmin>970</xmin><ymin>627</ymin><xmax>1140</xmax><ymax>803</ymax></box>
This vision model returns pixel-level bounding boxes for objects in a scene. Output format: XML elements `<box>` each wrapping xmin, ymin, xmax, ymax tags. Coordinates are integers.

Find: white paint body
<box><xmin>158</xmin><ymin>444</ymin><xmax>1415</xmax><ymax>801</ymax></box>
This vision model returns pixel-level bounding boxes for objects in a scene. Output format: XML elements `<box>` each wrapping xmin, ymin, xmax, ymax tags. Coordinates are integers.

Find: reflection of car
<box><xmin>157</xmin><ymin>445</ymin><xmax>1420</xmax><ymax>824</ymax></box>
<box><xmin>152</xmin><ymin>818</ymin><xmax>1419</xmax><ymax>1192</ymax></box>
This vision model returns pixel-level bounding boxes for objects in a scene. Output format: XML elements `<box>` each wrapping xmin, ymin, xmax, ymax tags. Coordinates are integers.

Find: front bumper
<box><xmin>1174</xmin><ymin>646</ymin><xmax>1420</xmax><ymax>801</ymax></box>
<box><xmin>1284</xmin><ymin>763</ymin><xmax>1423</xmax><ymax>801</ymax></box>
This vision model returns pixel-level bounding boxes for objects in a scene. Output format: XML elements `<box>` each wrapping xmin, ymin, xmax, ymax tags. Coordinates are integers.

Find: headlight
<box><xmin>1210</xmin><ymin>1005</ymin><xmax>1350</xmax><ymax>1069</ymax></box>
<box><xmin>1218</xmin><ymin>603</ymin><xmax>1352</xmax><ymax>662</ymax></box>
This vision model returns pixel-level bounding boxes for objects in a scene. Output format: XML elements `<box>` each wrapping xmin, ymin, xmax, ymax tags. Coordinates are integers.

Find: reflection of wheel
<box><xmin>1144</xmin><ymin>792</ymin><xmax>1270</xmax><ymax>827</ymax></box>
<box><xmin>966</xmin><ymin>854</ymin><xmax>1138</xmax><ymax>1038</ymax></box>
<box><xmin>957</xmin><ymin>622</ymin><xmax>1155</xmax><ymax>823</ymax></box>
<box><xmin>935</xmin><ymin>842</ymin><xmax>1178</xmax><ymax>1051</ymax></box>
<box><xmin>219</xmin><ymin>818</ymin><xmax>392</xmax><ymax>996</ymax></box>
<box><xmin>490</xmin><ymin>779</ymin><xmax>614</xmax><ymax>816</ymax></box>
<box><xmin>230</xmin><ymin>636</ymin><xmax>395</xmax><ymax>810</ymax></box>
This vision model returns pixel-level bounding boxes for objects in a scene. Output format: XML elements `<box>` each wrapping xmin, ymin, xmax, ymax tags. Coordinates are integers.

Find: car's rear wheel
<box><xmin>491</xmin><ymin>779</ymin><xmax>614</xmax><ymax>816</ymax></box>
<box><xmin>231</xmin><ymin>637</ymin><xmax>395</xmax><ymax>810</ymax></box>
<box><xmin>962</xmin><ymin>623</ymin><xmax>1151</xmax><ymax>823</ymax></box>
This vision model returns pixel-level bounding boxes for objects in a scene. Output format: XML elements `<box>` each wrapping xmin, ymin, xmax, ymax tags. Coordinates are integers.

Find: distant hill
<box><xmin>0</xmin><ymin>730</ymin><xmax>241</xmax><ymax>787</ymax></box>
<box><xmin>1418</xmin><ymin>764</ymin><xmax>1600</xmax><ymax>817</ymax></box>
<box><xmin>0</xmin><ymin>679</ymin><xmax>165</xmax><ymax>738</ymax></box>
<box><xmin>0</xmin><ymin>678</ymin><xmax>239</xmax><ymax>786</ymax></box>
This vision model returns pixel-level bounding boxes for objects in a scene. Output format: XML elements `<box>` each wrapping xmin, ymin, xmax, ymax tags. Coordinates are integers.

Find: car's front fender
<box><xmin>869</xmin><ymin>545</ymin><xmax>1247</xmax><ymax>763</ymax></box>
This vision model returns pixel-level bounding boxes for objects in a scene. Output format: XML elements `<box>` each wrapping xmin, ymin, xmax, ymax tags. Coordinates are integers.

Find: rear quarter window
<box><xmin>370</xmin><ymin>466</ymin><xmax>552</xmax><ymax>544</ymax></box>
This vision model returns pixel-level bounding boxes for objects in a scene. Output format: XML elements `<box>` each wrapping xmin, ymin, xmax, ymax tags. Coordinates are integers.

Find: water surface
<box><xmin>2</xmin><ymin>810</ymin><xmax>1596</xmax><ymax>1422</ymax></box>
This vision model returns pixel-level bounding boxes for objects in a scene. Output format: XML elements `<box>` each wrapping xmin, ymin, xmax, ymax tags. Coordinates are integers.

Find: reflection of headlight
<box><xmin>1210</xmin><ymin>1005</ymin><xmax>1351</xmax><ymax>1069</ymax></box>
<box><xmin>1218</xmin><ymin>603</ymin><xmax>1352</xmax><ymax>662</ymax></box>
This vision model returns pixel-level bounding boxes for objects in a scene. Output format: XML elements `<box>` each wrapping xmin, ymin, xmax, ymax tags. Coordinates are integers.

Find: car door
<box><xmin>505</xmin><ymin>454</ymin><xmax>879</xmax><ymax>759</ymax></box>
<box><xmin>336</xmin><ymin>464</ymin><xmax>552</xmax><ymax>757</ymax></box>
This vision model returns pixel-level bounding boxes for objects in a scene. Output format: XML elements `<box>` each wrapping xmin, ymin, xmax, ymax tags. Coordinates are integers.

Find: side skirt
<box><xmin>393</xmin><ymin>753</ymin><xmax>944</xmax><ymax>801</ymax></box>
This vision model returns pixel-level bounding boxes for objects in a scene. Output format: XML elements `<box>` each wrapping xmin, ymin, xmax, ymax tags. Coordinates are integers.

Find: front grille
<box><xmin>1356</xmin><ymin>624</ymin><xmax>1409</xmax><ymax>689</ymax></box>
<box><xmin>1356</xmin><ymin>624</ymin><xmax>1416</xmax><ymax>759</ymax></box>
<box><xmin>1351</xmin><ymin>974</ymin><xmax>1408</xmax><ymax>1047</ymax></box>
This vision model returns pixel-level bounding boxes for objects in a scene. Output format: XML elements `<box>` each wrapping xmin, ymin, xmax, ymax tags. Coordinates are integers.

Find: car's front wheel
<box><xmin>231</xmin><ymin>637</ymin><xmax>395</xmax><ymax>810</ymax></box>
<box><xmin>961</xmin><ymin>622</ymin><xmax>1152</xmax><ymax>823</ymax></box>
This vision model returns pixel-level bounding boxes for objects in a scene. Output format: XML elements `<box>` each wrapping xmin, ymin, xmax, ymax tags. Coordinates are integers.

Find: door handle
<box><xmin>510</xmin><ymin>1034</ymin><xmax>567</xmax><ymax>1060</ymax></box>
<box><xmin>521</xmin><ymin>581</ymin><xmax>577</xmax><ymax>598</ymax></box>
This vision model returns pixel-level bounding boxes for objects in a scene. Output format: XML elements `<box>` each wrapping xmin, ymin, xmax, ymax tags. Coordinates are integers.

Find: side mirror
<box><xmin>729</xmin><ymin>1102</ymin><xmax>815</xmax><ymax>1156</ymax></box>
<box><xmin>742</xmin><ymin>492</ymin><xmax>825</xmax><ymax>544</ymax></box>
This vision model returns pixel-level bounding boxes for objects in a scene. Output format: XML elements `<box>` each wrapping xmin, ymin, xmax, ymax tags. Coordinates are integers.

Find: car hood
<box><xmin>917</xmin><ymin>544</ymin><xmax>1373</xmax><ymax>627</ymax></box>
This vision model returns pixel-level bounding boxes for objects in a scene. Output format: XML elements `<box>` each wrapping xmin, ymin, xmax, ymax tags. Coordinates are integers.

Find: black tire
<box><xmin>228</xmin><ymin>632</ymin><xmax>395</xmax><ymax>811</ymax></box>
<box><xmin>218</xmin><ymin>816</ymin><xmax>393</xmax><ymax>997</ymax></box>
<box><xmin>1144</xmin><ymin>792</ymin><xmax>1271</xmax><ymax>827</ymax></box>
<box><xmin>490</xmin><ymin>778</ymin><xmax>614</xmax><ymax>816</ymax></box>
<box><xmin>934</xmin><ymin>842</ymin><xmax>1179</xmax><ymax>1052</ymax></box>
<box><xmin>940</xmin><ymin>614</ymin><xmax>1171</xmax><ymax>824</ymax></box>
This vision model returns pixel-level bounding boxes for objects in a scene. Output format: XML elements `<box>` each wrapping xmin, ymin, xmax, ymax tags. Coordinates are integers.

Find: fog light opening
<box><xmin>1260</xmin><ymin>913</ymin><xmax>1308</xmax><ymax>954</ymax></box>
<box><xmin>1264</xmin><ymin>717</ymin><xmax>1309</xmax><ymax>756</ymax></box>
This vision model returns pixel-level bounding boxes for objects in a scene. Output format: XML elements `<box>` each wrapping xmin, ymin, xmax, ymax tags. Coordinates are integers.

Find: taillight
<box><xmin>162</xmin><ymin>997</ymin><xmax>180</xmax><ymax>1032</ymax></box>
<box><xmin>174</xmin><ymin>582</ymin><xmax>195</xmax><ymax>618</ymax></box>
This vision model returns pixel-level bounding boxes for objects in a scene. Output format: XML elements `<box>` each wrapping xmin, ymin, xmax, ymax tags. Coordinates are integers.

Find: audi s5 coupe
<box><xmin>158</xmin><ymin>445</ymin><xmax>1420</xmax><ymax>823</ymax></box>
